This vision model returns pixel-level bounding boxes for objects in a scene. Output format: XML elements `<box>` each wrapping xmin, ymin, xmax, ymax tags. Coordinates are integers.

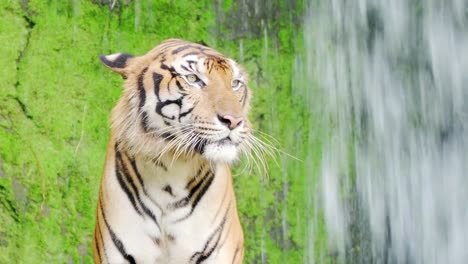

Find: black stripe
<box><xmin>156</xmin><ymin>96</ymin><xmax>183</xmax><ymax>120</ymax></box>
<box><xmin>159</xmin><ymin>40</ymin><xmax>180</xmax><ymax>51</ymax></box>
<box><xmin>150</xmin><ymin>158</ymin><xmax>168</xmax><ymax>171</ymax></box>
<box><xmin>174</xmin><ymin>170</ymin><xmax>215</xmax><ymax>222</ymax></box>
<box><xmin>212</xmin><ymin>185</ymin><xmax>229</xmax><ymax>224</ymax></box>
<box><xmin>216</xmin><ymin>204</ymin><xmax>235</xmax><ymax>252</ymax></box>
<box><xmin>160</xmin><ymin>132</ymin><xmax>176</xmax><ymax>141</ymax></box>
<box><xmin>157</xmin><ymin>160</ymin><xmax>168</xmax><ymax>170</ymax></box>
<box><xmin>205</xmin><ymin>59</ymin><xmax>213</xmax><ymax>73</ymax></box>
<box><xmin>118</xmin><ymin>151</ymin><xmax>161</xmax><ymax>231</ymax></box>
<box><xmin>171</xmin><ymin>168</ymin><xmax>205</xmax><ymax>209</ymax></box>
<box><xmin>180</xmin><ymin>65</ymin><xmax>190</xmax><ymax>72</ymax></box>
<box><xmin>175</xmin><ymin>79</ymin><xmax>187</xmax><ymax>92</ymax></box>
<box><xmin>94</xmin><ymin>223</ymin><xmax>102</xmax><ymax>262</ymax></box>
<box><xmin>100</xmin><ymin>197</ymin><xmax>136</xmax><ymax>264</ymax></box>
<box><xmin>190</xmin><ymin>171</ymin><xmax>214</xmax><ymax>212</ymax></box>
<box><xmin>154</xmin><ymin>72</ymin><xmax>185</xmax><ymax>120</ymax></box>
<box><xmin>160</xmin><ymin>64</ymin><xmax>179</xmax><ymax>77</ymax></box>
<box><xmin>128</xmin><ymin>156</ymin><xmax>165</xmax><ymax>213</ymax></box>
<box><xmin>193</xmin><ymin>131</ymin><xmax>218</xmax><ymax>136</ymax></box>
<box><xmin>172</xmin><ymin>44</ymin><xmax>195</xmax><ymax>55</ymax></box>
<box><xmin>179</xmin><ymin>107</ymin><xmax>193</xmax><ymax>121</ymax></box>
<box><xmin>97</xmin><ymin>201</ymin><xmax>110</xmax><ymax>261</ymax></box>
<box><xmin>137</xmin><ymin>68</ymin><xmax>150</xmax><ymax>132</ymax></box>
<box><xmin>196</xmin><ymin>126</ymin><xmax>223</xmax><ymax>132</ymax></box>
<box><xmin>241</xmin><ymin>87</ymin><xmax>248</xmax><ymax>107</ymax></box>
<box><xmin>182</xmin><ymin>51</ymin><xmax>201</xmax><ymax>57</ymax></box>
<box><xmin>115</xmin><ymin>148</ymin><xmax>143</xmax><ymax>216</ymax></box>
<box><xmin>163</xmin><ymin>185</ymin><xmax>175</xmax><ymax>197</ymax></box>
<box><xmin>188</xmin><ymin>170</ymin><xmax>211</xmax><ymax>196</ymax></box>
<box><xmin>117</xmin><ymin>153</ymin><xmax>141</xmax><ymax>199</ymax></box>
<box><xmin>190</xmin><ymin>210</ymin><xmax>227</xmax><ymax>263</ymax></box>
<box><xmin>138</xmin><ymin>67</ymin><xmax>149</xmax><ymax>109</ymax></box>
<box><xmin>138</xmin><ymin>199</ymin><xmax>160</xmax><ymax>231</ymax></box>
<box><xmin>129</xmin><ymin>158</ymin><xmax>145</xmax><ymax>188</ymax></box>
<box><xmin>153</xmin><ymin>72</ymin><xmax>164</xmax><ymax>101</ymax></box>
<box><xmin>186</xmin><ymin>167</ymin><xmax>204</xmax><ymax>188</ymax></box>
<box><xmin>232</xmin><ymin>245</ymin><xmax>240</xmax><ymax>264</ymax></box>
<box><xmin>193</xmin><ymin>138</ymin><xmax>208</xmax><ymax>154</ymax></box>
<box><xmin>141</xmin><ymin>111</ymin><xmax>150</xmax><ymax>132</ymax></box>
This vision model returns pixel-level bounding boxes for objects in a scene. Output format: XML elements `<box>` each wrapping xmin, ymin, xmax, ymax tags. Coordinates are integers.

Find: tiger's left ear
<box><xmin>99</xmin><ymin>53</ymin><xmax>135</xmax><ymax>78</ymax></box>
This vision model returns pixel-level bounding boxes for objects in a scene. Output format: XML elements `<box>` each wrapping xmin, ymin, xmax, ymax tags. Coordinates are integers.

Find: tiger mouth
<box><xmin>219</xmin><ymin>138</ymin><xmax>232</xmax><ymax>144</ymax></box>
<box><xmin>158</xmin><ymin>130</ymin><xmax>242</xmax><ymax>156</ymax></box>
<box><xmin>217</xmin><ymin>137</ymin><xmax>240</xmax><ymax>146</ymax></box>
<box><xmin>191</xmin><ymin>136</ymin><xmax>241</xmax><ymax>155</ymax></box>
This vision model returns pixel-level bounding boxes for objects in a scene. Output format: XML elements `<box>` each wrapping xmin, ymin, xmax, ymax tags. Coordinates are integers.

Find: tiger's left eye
<box><xmin>231</xmin><ymin>79</ymin><xmax>242</xmax><ymax>91</ymax></box>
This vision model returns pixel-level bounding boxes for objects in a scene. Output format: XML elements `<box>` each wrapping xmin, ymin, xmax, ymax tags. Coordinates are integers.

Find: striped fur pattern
<box><xmin>93</xmin><ymin>39</ymin><xmax>250</xmax><ymax>263</ymax></box>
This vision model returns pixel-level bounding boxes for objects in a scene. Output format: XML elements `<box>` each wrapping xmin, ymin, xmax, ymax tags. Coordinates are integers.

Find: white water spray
<box><xmin>305</xmin><ymin>1</ymin><xmax>468</xmax><ymax>263</ymax></box>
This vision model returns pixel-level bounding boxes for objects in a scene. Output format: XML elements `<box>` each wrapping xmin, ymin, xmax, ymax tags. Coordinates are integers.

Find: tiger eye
<box><xmin>231</xmin><ymin>80</ymin><xmax>240</xmax><ymax>89</ymax></box>
<box><xmin>187</xmin><ymin>74</ymin><xmax>198</xmax><ymax>83</ymax></box>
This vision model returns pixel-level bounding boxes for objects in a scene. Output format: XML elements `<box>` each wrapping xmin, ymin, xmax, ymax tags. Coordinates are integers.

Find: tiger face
<box><xmin>101</xmin><ymin>39</ymin><xmax>251</xmax><ymax>163</ymax></box>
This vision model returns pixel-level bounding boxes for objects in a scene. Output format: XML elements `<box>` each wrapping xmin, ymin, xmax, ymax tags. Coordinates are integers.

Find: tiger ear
<box><xmin>99</xmin><ymin>53</ymin><xmax>135</xmax><ymax>78</ymax></box>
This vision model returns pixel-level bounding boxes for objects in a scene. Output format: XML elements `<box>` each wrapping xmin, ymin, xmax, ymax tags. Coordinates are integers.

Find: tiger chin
<box><xmin>93</xmin><ymin>39</ymin><xmax>250</xmax><ymax>264</ymax></box>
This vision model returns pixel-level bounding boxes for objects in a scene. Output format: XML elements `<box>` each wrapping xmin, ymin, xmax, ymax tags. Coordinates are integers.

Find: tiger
<box><xmin>93</xmin><ymin>39</ymin><xmax>252</xmax><ymax>264</ymax></box>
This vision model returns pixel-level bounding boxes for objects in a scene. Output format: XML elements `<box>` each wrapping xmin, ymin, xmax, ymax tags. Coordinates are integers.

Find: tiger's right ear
<box><xmin>99</xmin><ymin>53</ymin><xmax>135</xmax><ymax>78</ymax></box>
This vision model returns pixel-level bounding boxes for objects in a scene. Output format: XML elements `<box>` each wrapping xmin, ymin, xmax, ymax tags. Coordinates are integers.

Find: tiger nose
<box><xmin>218</xmin><ymin>114</ymin><xmax>244</xmax><ymax>130</ymax></box>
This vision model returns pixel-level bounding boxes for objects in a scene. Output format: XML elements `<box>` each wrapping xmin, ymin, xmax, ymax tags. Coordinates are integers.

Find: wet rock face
<box><xmin>213</xmin><ymin>0</ymin><xmax>302</xmax><ymax>40</ymax></box>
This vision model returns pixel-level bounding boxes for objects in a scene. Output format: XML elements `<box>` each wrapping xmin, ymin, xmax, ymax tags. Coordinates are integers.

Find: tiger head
<box><xmin>100</xmin><ymin>39</ymin><xmax>252</xmax><ymax>163</ymax></box>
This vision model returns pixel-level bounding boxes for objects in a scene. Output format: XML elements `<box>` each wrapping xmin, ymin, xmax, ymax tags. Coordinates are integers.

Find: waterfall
<box><xmin>305</xmin><ymin>0</ymin><xmax>468</xmax><ymax>263</ymax></box>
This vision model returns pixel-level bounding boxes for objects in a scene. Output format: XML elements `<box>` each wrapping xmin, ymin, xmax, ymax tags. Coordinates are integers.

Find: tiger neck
<box><xmin>119</xmin><ymin>144</ymin><xmax>232</xmax><ymax>213</ymax></box>
<box><xmin>136</xmin><ymin>151</ymin><xmax>209</xmax><ymax>190</ymax></box>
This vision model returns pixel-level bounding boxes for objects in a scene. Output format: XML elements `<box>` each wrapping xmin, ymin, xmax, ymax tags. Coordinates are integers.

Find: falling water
<box><xmin>305</xmin><ymin>0</ymin><xmax>468</xmax><ymax>263</ymax></box>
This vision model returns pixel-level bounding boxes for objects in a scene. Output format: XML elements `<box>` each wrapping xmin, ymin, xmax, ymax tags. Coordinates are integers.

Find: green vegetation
<box><xmin>0</xmin><ymin>0</ymin><xmax>324</xmax><ymax>263</ymax></box>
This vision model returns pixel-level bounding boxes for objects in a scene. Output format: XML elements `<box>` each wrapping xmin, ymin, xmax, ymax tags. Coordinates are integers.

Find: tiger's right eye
<box><xmin>186</xmin><ymin>74</ymin><xmax>198</xmax><ymax>83</ymax></box>
<box><xmin>184</xmin><ymin>74</ymin><xmax>205</xmax><ymax>88</ymax></box>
